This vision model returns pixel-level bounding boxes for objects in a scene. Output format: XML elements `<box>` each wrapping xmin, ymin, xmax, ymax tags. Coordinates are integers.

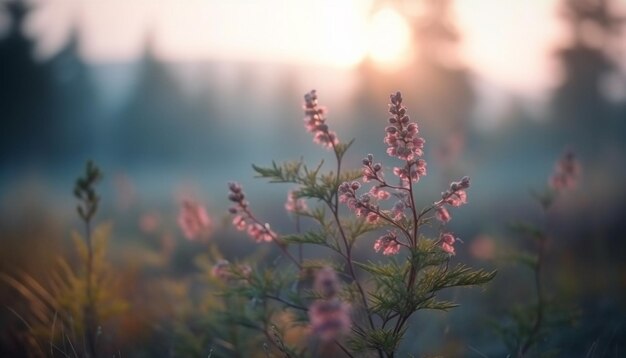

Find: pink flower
<box><xmin>549</xmin><ymin>150</ymin><xmax>581</xmax><ymax>191</ymax></box>
<box><xmin>366</xmin><ymin>212</ymin><xmax>379</xmax><ymax>223</ymax></box>
<box><xmin>440</xmin><ymin>232</ymin><xmax>457</xmax><ymax>255</ymax></box>
<box><xmin>362</xmin><ymin>154</ymin><xmax>384</xmax><ymax>182</ymax></box>
<box><xmin>369</xmin><ymin>186</ymin><xmax>390</xmax><ymax>201</ymax></box>
<box><xmin>232</xmin><ymin>215</ymin><xmax>246</xmax><ymax>231</ymax></box>
<box><xmin>247</xmin><ymin>223</ymin><xmax>275</xmax><ymax>243</ymax></box>
<box><xmin>384</xmin><ymin>92</ymin><xmax>426</xmax><ymax>162</ymax></box>
<box><xmin>338</xmin><ymin>181</ymin><xmax>379</xmax><ymax>219</ymax></box>
<box><xmin>436</xmin><ymin>206</ymin><xmax>451</xmax><ymax>223</ymax></box>
<box><xmin>178</xmin><ymin>200</ymin><xmax>212</xmax><ymax>240</ymax></box>
<box><xmin>285</xmin><ymin>190</ymin><xmax>308</xmax><ymax>213</ymax></box>
<box><xmin>374</xmin><ymin>231</ymin><xmax>401</xmax><ymax>255</ymax></box>
<box><xmin>362</xmin><ymin>166</ymin><xmax>377</xmax><ymax>182</ymax></box>
<box><xmin>303</xmin><ymin>90</ymin><xmax>339</xmax><ymax>149</ymax></box>
<box><xmin>308</xmin><ymin>299</ymin><xmax>351</xmax><ymax>342</ymax></box>
<box><xmin>445</xmin><ymin>190</ymin><xmax>467</xmax><ymax>207</ymax></box>
<box><xmin>435</xmin><ymin>176</ymin><xmax>470</xmax><ymax>223</ymax></box>
<box><xmin>393</xmin><ymin>159</ymin><xmax>427</xmax><ymax>184</ymax></box>
<box><xmin>391</xmin><ymin>201</ymin><xmax>406</xmax><ymax>220</ymax></box>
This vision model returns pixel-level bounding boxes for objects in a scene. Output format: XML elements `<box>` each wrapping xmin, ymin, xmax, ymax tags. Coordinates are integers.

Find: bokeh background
<box><xmin>1</xmin><ymin>0</ymin><xmax>626</xmax><ymax>356</ymax></box>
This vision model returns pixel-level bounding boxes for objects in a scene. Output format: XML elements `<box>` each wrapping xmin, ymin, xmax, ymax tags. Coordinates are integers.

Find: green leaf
<box><xmin>419</xmin><ymin>298</ymin><xmax>458</xmax><ymax>311</ymax></box>
<box><xmin>432</xmin><ymin>264</ymin><xmax>497</xmax><ymax>290</ymax></box>
<box><xmin>281</xmin><ymin>232</ymin><xmax>328</xmax><ymax>246</ymax></box>
<box><xmin>334</xmin><ymin>138</ymin><xmax>355</xmax><ymax>160</ymax></box>
<box><xmin>252</xmin><ymin>160</ymin><xmax>303</xmax><ymax>183</ymax></box>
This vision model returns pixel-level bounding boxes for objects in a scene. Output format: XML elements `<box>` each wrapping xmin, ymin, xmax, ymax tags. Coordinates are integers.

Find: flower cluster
<box><xmin>308</xmin><ymin>267</ymin><xmax>351</xmax><ymax>341</ymax></box>
<box><xmin>440</xmin><ymin>232</ymin><xmax>459</xmax><ymax>255</ymax></box>
<box><xmin>303</xmin><ymin>90</ymin><xmax>338</xmax><ymax>149</ymax></box>
<box><xmin>338</xmin><ymin>181</ymin><xmax>384</xmax><ymax>223</ymax></box>
<box><xmin>385</xmin><ymin>91</ymin><xmax>427</xmax><ymax>185</ymax></box>
<box><xmin>374</xmin><ymin>231</ymin><xmax>401</xmax><ymax>256</ymax></box>
<box><xmin>228</xmin><ymin>182</ymin><xmax>276</xmax><ymax>243</ymax></box>
<box><xmin>177</xmin><ymin>199</ymin><xmax>212</xmax><ymax>240</ymax></box>
<box><xmin>435</xmin><ymin>176</ymin><xmax>470</xmax><ymax>224</ymax></box>
<box><xmin>285</xmin><ymin>190</ymin><xmax>308</xmax><ymax>213</ymax></box>
<box><xmin>549</xmin><ymin>150</ymin><xmax>581</xmax><ymax>191</ymax></box>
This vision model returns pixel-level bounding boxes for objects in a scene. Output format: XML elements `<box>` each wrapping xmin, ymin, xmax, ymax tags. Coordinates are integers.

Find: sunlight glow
<box><xmin>366</xmin><ymin>8</ymin><xmax>413</xmax><ymax>68</ymax></box>
<box><xmin>453</xmin><ymin>0</ymin><xmax>565</xmax><ymax>93</ymax></box>
<box><xmin>24</xmin><ymin>0</ymin><xmax>372</xmax><ymax>68</ymax></box>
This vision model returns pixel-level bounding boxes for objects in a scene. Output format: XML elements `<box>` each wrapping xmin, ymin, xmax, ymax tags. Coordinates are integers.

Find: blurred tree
<box><xmin>115</xmin><ymin>36</ymin><xmax>197</xmax><ymax>166</ymax></box>
<box><xmin>552</xmin><ymin>0</ymin><xmax>626</xmax><ymax>133</ymax></box>
<box><xmin>410</xmin><ymin>0</ymin><xmax>475</xmax><ymax>179</ymax></box>
<box><xmin>0</xmin><ymin>0</ymin><xmax>55</xmax><ymax>167</ymax></box>
<box><xmin>47</xmin><ymin>28</ymin><xmax>99</xmax><ymax>161</ymax></box>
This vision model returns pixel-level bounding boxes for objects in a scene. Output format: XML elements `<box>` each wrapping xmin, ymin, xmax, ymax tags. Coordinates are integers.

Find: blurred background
<box><xmin>1</xmin><ymin>0</ymin><xmax>625</xmax><ymax>356</ymax></box>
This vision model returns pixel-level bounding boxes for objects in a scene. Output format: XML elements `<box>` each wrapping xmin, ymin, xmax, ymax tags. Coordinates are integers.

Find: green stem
<box><xmin>329</xmin><ymin>140</ymin><xmax>381</xmax><ymax>358</ymax></box>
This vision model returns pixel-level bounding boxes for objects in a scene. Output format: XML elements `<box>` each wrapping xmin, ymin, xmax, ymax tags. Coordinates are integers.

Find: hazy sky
<box><xmin>4</xmin><ymin>0</ymin><xmax>626</xmax><ymax>110</ymax></box>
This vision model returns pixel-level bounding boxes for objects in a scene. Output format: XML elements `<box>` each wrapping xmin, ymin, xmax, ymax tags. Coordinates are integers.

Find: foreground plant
<box><xmin>2</xmin><ymin>161</ymin><xmax>126</xmax><ymax>357</ymax></box>
<box><xmin>494</xmin><ymin>150</ymin><xmax>581</xmax><ymax>357</ymax></box>
<box><xmin>222</xmin><ymin>90</ymin><xmax>495</xmax><ymax>356</ymax></box>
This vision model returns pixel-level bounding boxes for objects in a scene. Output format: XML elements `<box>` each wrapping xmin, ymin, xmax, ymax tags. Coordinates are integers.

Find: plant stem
<box><xmin>83</xmin><ymin>220</ymin><xmax>97</xmax><ymax>358</ymax></box>
<box><xmin>330</xmin><ymin>141</ymin><xmax>381</xmax><ymax>358</ymax></box>
<box><xmin>518</xmin><ymin>234</ymin><xmax>546</xmax><ymax>357</ymax></box>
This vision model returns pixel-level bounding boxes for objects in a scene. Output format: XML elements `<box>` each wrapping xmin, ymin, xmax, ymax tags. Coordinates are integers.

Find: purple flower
<box><xmin>308</xmin><ymin>298</ymin><xmax>351</xmax><ymax>342</ymax></box>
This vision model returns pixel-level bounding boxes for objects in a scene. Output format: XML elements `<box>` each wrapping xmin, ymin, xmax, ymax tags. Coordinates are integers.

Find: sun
<box><xmin>366</xmin><ymin>7</ymin><xmax>413</xmax><ymax>69</ymax></box>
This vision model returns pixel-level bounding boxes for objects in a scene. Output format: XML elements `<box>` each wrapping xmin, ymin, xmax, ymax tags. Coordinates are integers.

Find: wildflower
<box><xmin>338</xmin><ymin>181</ymin><xmax>379</xmax><ymax>219</ymax></box>
<box><xmin>178</xmin><ymin>200</ymin><xmax>212</xmax><ymax>240</ymax></box>
<box><xmin>441</xmin><ymin>176</ymin><xmax>470</xmax><ymax>203</ymax></box>
<box><xmin>362</xmin><ymin>154</ymin><xmax>384</xmax><ymax>182</ymax></box>
<box><xmin>308</xmin><ymin>298</ymin><xmax>351</xmax><ymax>342</ymax></box>
<box><xmin>285</xmin><ymin>190</ymin><xmax>308</xmax><ymax>213</ymax></box>
<box><xmin>549</xmin><ymin>150</ymin><xmax>581</xmax><ymax>191</ymax></box>
<box><xmin>228</xmin><ymin>182</ymin><xmax>277</xmax><ymax>243</ymax></box>
<box><xmin>247</xmin><ymin>223</ymin><xmax>275</xmax><ymax>243</ymax></box>
<box><xmin>391</xmin><ymin>200</ymin><xmax>406</xmax><ymax>220</ymax></box>
<box><xmin>440</xmin><ymin>232</ymin><xmax>458</xmax><ymax>255</ymax></box>
<box><xmin>232</xmin><ymin>215</ymin><xmax>246</xmax><ymax>231</ymax></box>
<box><xmin>445</xmin><ymin>190</ymin><xmax>467</xmax><ymax>207</ymax></box>
<box><xmin>366</xmin><ymin>212</ymin><xmax>379</xmax><ymax>223</ymax></box>
<box><xmin>370</xmin><ymin>186</ymin><xmax>390</xmax><ymax>200</ymax></box>
<box><xmin>314</xmin><ymin>266</ymin><xmax>340</xmax><ymax>298</ymax></box>
<box><xmin>436</xmin><ymin>206</ymin><xmax>451</xmax><ymax>223</ymax></box>
<box><xmin>374</xmin><ymin>231</ymin><xmax>401</xmax><ymax>255</ymax></box>
<box><xmin>435</xmin><ymin>176</ymin><xmax>471</xmax><ymax>223</ymax></box>
<box><xmin>303</xmin><ymin>90</ymin><xmax>339</xmax><ymax>149</ymax></box>
<box><xmin>393</xmin><ymin>159</ymin><xmax>427</xmax><ymax>184</ymax></box>
<box><xmin>385</xmin><ymin>91</ymin><xmax>426</xmax><ymax>162</ymax></box>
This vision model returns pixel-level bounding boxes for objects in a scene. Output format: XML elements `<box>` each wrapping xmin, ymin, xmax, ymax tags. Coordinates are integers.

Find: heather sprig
<box><xmin>494</xmin><ymin>150</ymin><xmax>581</xmax><ymax>357</ymax></box>
<box><xmin>225</xmin><ymin>90</ymin><xmax>495</xmax><ymax>356</ymax></box>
